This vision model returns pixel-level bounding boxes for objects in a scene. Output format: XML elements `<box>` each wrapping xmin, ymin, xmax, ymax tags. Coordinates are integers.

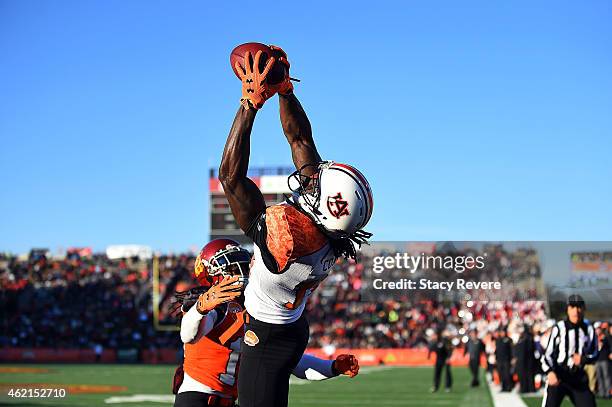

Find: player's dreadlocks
<box><xmin>328</xmin><ymin>230</ymin><xmax>372</xmax><ymax>260</ymax></box>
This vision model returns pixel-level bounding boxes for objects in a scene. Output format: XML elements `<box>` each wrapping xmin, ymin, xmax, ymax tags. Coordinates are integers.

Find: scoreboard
<box><xmin>209</xmin><ymin>167</ymin><xmax>293</xmax><ymax>245</ymax></box>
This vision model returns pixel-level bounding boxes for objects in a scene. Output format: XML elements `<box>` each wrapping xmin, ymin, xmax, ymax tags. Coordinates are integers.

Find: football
<box><xmin>230</xmin><ymin>42</ymin><xmax>287</xmax><ymax>85</ymax></box>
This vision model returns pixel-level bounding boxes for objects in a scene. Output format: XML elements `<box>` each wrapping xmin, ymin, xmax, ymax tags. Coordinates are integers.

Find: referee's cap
<box><xmin>567</xmin><ymin>294</ymin><xmax>586</xmax><ymax>308</ymax></box>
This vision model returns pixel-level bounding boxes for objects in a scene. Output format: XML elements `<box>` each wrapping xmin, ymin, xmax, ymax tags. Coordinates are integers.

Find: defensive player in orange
<box><xmin>171</xmin><ymin>239</ymin><xmax>359</xmax><ymax>407</ymax></box>
<box><xmin>221</xmin><ymin>46</ymin><xmax>373</xmax><ymax>407</ymax></box>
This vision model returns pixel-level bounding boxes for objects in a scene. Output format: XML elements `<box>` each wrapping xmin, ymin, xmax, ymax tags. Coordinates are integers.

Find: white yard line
<box><xmin>105</xmin><ymin>394</ymin><xmax>175</xmax><ymax>403</ymax></box>
<box><xmin>487</xmin><ymin>379</ymin><xmax>528</xmax><ymax>407</ymax></box>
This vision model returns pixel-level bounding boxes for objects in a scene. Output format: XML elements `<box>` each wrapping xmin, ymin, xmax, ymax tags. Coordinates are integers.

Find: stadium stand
<box><xmin>0</xmin><ymin>247</ymin><xmax>547</xmax><ymax>353</ymax></box>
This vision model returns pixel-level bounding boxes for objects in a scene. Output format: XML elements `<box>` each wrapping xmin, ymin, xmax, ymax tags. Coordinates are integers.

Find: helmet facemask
<box><xmin>287</xmin><ymin>161</ymin><xmax>374</xmax><ymax>260</ymax></box>
<box><xmin>174</xmin><ymin>241</ymin><xmax>250</xmax><ymax>316</ymax></box>
<box><xmin>205</xmin><ymin>245</ymin><xmax>251</xmax><ymax>287</ymax></box>
<box><xmin>288</xmin><ymin>162</ymin><xmax>336</xmax><ymax>233</ymax></box>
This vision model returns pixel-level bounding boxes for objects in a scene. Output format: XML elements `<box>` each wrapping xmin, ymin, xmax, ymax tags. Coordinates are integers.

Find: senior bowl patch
<box><xmin>244</xmin><ymin>330</ymin><xmax>259</xmax><ymax>347</ymax></box>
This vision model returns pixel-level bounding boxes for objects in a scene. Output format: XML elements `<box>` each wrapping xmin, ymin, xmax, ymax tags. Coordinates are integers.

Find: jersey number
<box><xmin>219</xmin><ymin>338</ymin><xmax>241</xmax><ymax>386</ymax></box>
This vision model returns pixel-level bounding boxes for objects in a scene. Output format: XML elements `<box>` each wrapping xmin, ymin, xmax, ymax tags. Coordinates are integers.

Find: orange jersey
<box><xmin>183</xmin><ymin>301</ymin><xmax>244</xmax><ymax>398</ymax></box>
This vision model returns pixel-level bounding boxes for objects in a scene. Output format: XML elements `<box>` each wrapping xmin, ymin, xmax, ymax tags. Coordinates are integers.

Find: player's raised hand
<box><xmin>333</xmin><ymin>354</ymin><xmax>360</xmax><ymax>378</ymax></box>
<box><xmin>196</xmin><ymin>276</ymin><xmax>243</xmax><ymax>314</ymax></box>
<box><xmin>268</xmin><ymin>45</ymin><xmax>294</xmax><ymax>95</ymax></box>
<box><xmin>235</xmin><ymin>50</ymin><xmax>275</xmax><ymax>110</ymax></box>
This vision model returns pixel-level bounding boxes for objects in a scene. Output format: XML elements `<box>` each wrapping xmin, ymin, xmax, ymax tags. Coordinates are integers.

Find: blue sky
<box><xmin>1</xmin><ymin>1</ymin><xmax>611</xmax><ymax>254</ymax></box>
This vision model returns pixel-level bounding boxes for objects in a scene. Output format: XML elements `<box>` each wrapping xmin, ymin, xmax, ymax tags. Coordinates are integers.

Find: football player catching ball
<box><xmin>172</xmin><ymin>239</ymin><xmax>360</xmax><ymax>407</ymax></box>
<box><xmin>219</xmin><ymin>45</ymin><xmax>373</xmax><ymax>407</ymax></box>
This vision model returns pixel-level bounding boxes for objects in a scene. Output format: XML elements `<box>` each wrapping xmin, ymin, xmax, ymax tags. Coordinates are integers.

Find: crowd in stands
<box><xmin>0</xmin><ymin>244</ymin><xmax>548</xmax><ymax>353</ymax></box>
<box><xmin>0</xmin><ymin>252</ymin><xmax>179</xmax><ymax>349</ymax></box>
<box><xmin>2</xmin><ymin>247</ymin><xmax>609</xmax><ymax>398</ymax></box>
<box><xmin>307</xmin><ymin>258</ymin><xmax>548</xmax><ymax>349</ymax></box>
<box><xmin>307</xmin><ymin>243</ymin><xmax>546</xmax><ymax>348</ymax></box>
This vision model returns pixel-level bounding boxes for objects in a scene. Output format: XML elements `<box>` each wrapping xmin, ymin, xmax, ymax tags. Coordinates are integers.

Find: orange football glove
<box><xmin>333</xmin><ymin>354</ymin><xmax>360</xmax><ymax>378</ymax></box>
<box><xmin>268</xmin><ymin>45</ymin><xmax>294</xmax><ymax>95</ymax></box>
<box><xmin>196</xmin><ymin>276</ymin><xmax>243</xmax><ymax>314</ymax></box>
<box><xmin>235</xmin><ymin>50</ymin><xmax>276</xmax><ymax>110</ymax></box>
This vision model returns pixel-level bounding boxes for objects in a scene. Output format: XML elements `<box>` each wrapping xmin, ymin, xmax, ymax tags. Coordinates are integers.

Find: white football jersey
<box><xmin>244</xmin><ymin>203</ymin><xmax>337</xmax><ymax>324</ymax></box>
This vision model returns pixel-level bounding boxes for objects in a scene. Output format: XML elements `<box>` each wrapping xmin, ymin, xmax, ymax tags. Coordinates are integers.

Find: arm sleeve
<box><xmin>180</xmin><ymin>304</ymin><xmax>217</xmax><ymax>343</ymax></box>
<box><xmin>583</xmin><ymin>324</ymin><xmax>599</xmax><ymax>364</ymax></box>
<box><xmin>541</xmin><ymin>325</ymin><xmax>559</xmax><ymax>374</ymax></box>
<box><xmin>291</xmin><ymin>354</ymin><xmax>336</xmax><ymax>381</ymax></box>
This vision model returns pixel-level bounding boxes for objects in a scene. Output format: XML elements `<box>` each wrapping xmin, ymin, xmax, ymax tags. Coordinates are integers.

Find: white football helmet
<box><xmin>288</xmin><ymin>161</ymin><xmax>373</xmax><ymax>239</ymax></box>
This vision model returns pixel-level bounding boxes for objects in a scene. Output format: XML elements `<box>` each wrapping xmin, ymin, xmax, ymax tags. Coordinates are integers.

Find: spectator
<box><xmin>464</xmin><ymin>329</ymin><xmax>485</xmax><ymax>387</ymax></box>
<box><xmin>428</xmin><ymin>329</ymin><xmax>453</xmax><ymax>393</ymax></box>
<box><xmin>596</xmin><ymin>323</ymin><xmax>611</xmax><ymax>399</ymax></box>
<box><xmin>495</xmin><ymin>327</ymin><xmax>513</xmax><ymax>392</ymax></box>
<box><xmin>514</xmin><ymin>325</ymin><xmax>537</xmax><ymax>393</ymax></box>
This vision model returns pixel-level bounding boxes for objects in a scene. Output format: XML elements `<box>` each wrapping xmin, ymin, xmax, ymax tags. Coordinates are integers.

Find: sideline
<box><xmin>487</xmin><ymin>377</ymin><xmax>528</xmax><ymax>407</ymax></box>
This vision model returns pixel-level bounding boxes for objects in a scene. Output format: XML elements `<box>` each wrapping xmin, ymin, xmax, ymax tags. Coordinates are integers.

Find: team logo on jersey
<box><xmin>244</xmin><ymin>330</ymin><xmax>259</xmax><ymax>347</ymax></box>
<box><xmin>327</xmin><ymin>193</ymin><xmax>350</xmax><ymax>219</ymax></box>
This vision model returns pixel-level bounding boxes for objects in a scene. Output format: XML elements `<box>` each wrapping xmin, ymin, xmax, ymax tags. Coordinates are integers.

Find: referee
<box><xmin>541</xmin><ymin>294</ymin><xmax>599</xmax><ymax>407</ymax></box>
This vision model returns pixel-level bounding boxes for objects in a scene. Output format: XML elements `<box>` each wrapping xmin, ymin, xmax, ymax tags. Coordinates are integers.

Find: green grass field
<box><xmin>0</xmin><ymin>364</ymin><xmax>610</xmax><ymax>407</ymax></box>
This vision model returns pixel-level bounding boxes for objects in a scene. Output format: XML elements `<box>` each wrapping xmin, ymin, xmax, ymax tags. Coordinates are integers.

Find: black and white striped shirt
<box><xmin>541</xmin><ymin>319</ymin><xmax>598</xmax><ymax>374</ymax></box>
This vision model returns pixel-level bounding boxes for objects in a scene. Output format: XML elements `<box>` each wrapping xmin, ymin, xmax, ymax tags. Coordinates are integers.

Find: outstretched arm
<box><xmin>291</xmin><ymin>354</ymin><xmax>335</xmax><ymax>381</ymax></box>
<box><xmin>292</xmin><ymin>354</ymin><xmax>359</xmax><ymax>380</ymax></box>
<box><xmin>279</xmin><ymin>93</ymin><xmax>322</xmax><ymax>175</ymax></box>
<box><xmin>219</xmin><ymin>106</ymin><xmax>266</xmax><ymax>232</ymax></box>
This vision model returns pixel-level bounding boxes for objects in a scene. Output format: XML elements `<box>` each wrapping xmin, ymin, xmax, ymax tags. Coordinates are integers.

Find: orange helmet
<box><xmin>193</xmin><ymin>239</ymin><xmax>251</xmax><ymax>287</ymax></box>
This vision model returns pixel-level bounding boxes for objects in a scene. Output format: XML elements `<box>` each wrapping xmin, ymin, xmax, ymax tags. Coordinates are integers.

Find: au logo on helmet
<box><xmin>290</xmin><ymin>161</ymin><xmax>373</xmax><ymax>237</ymax></box>
<box><xmin>327</xmin><ymin>192</ymin><xmax>350</xmax><ymax>219</ymax></box>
